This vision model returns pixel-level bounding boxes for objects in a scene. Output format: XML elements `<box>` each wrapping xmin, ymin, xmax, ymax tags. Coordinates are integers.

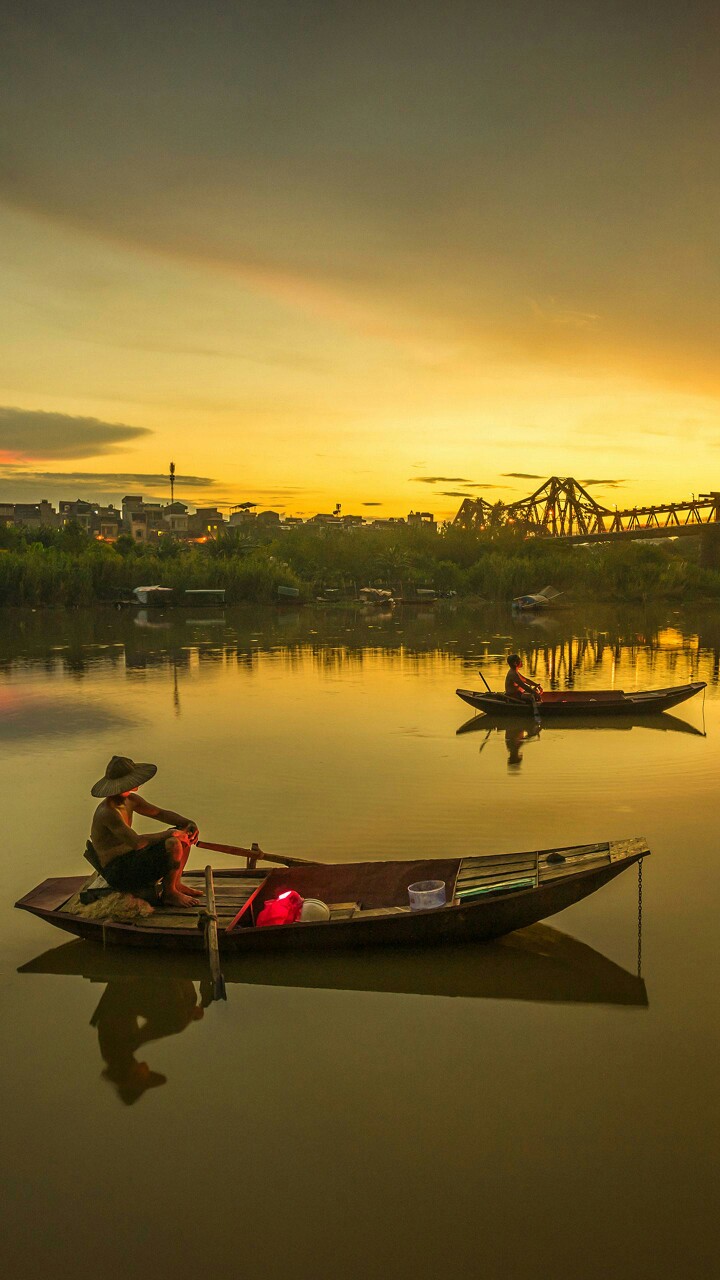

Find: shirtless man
<box><xmin>505</xmin><ymin>654</ymin><xmax>543</xmax><ymax>705</ymax></box>
<box><xmin>89</xmin><ymin>755</ymin><xmax>200</xmax><ymax>908</ymax></box>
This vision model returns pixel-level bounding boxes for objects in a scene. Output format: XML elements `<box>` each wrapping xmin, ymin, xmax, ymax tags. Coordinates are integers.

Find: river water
<box><xmin>1</xmin><ymin>602</ymin><xmax>718</xmax><ymax>1280</ymax></box>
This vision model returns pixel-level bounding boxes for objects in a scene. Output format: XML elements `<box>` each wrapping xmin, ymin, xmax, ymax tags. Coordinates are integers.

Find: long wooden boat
<box><xmin>456</xmin><ymin>681</ymin><xmax>705</xmax><ymax>717</ymax></box>
<box><xmin>18</xmin><ymin>923</ymin><xmax>648</xmax><ymax>1006</ymax></box>
<box><xmin>15</xmin><ymin>837</ymin><xmax>648</xmax><ymax>954</ymax></box>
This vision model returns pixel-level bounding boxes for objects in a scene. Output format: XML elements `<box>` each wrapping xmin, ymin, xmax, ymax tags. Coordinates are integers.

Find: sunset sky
<box><xmin>1</xmin><ymin>1</ymin><xmax>718</xmax><ymax>517</ymax></box>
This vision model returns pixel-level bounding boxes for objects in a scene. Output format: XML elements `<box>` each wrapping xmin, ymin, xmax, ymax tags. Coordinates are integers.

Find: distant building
<box><xmin>256</xmin><ymin>510</ymin><xmax>281</xmax><ymax>526</ymax></box>
<box><xmin>407</xmin><ymin>511</ymin><xmax>437</xmax><ymax>532</ymax></box>
<box><xmin>97</xmin><ymin>506</ymin><xmax>121</xmax><ymax>540</ymax></box>
<box><xmin>13</xmin><ymin>500</ymin><xmax>60</xmax><ymax>529</ymax></box>
<box><xmin>121</xmin><ymin>494</ymin><xmax>144</xmax><ymax>528</ymax></box>
<box><xmin>162</xmin><ymin>501</ymin><xmax>189</xmax><ymax>535</ymax></box>
<box><xmin>368</xmin><ymin>516</ymin><xmax>406</xmax><ymax>530</ymax></box>
<box><xmin>309</xmin><ymin>512</ymin><xmax>343</xmax><ymax>526</ymax></box>
<box><xmin>189</xmin><ymin>506</ymin><xmax>226</xmax><ymax>538</ymax></box>
<box><xmin>228</xmin><ymin>509</ymin><xmax>256</xmax><ymax>527</ymax></box>
<box><xmin>59</xmin><ymin>499</ymin><xmax>97</xmax><ymax>531</ymax></box>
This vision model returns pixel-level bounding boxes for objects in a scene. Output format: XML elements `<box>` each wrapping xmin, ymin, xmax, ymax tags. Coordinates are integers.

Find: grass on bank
<box><xmin>0</xmin><ymin>521</ymin><xmax>719</xmax><ymax>607</ymax></box>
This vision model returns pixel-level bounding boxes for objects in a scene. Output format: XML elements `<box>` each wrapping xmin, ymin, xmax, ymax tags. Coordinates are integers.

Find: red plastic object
<box><xmin>256</xmin><ymin>890</ymin><xmax>304</xmax><ymax>928</ymax></box>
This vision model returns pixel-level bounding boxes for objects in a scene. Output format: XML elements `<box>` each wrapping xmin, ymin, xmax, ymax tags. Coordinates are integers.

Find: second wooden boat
<box><xmin>456</xmin><ymin>682</ymin><xmax>705</xmax><ymax>717</ymax></box>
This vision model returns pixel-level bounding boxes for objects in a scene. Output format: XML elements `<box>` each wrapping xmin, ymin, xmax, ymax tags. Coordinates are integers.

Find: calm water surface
<box><xmin>2</xmin><ymin>602</ymin><xmax>719</xmax><ymax>1280</ymax></box>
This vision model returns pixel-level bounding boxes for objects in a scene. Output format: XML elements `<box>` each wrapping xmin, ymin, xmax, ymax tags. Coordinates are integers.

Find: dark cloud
<box><xmin>362</xmin><ymin>501</ymin><xmax>383</xmax><ymax>506</ymax></box>
<box><xmin>582</xmin><ymin>478</ymin><xmax>628</xmax><ymax>488</ymax></box>
<box><xmin>0</xmin><ymin>406</ymin><xmax>151</xmax><ymax>461</ymax></box>
<box><xmin>412</xmin><ymin>475</ymin><xmax>474</xmax><ymax>484</ymax></box>
<box><xmin>502</xmin><ymin>472</ymin><xmax>544</xmax><ymax>479</ymax></box>
<box><xmin>0</xmin><ymin>470</ymin><xmax>215</xmax><ymax>487</ymax></box>
<box><xmin>440</xmin><ymin>491</ymin><xmax>475</xmax><ymax>498</ymax></box>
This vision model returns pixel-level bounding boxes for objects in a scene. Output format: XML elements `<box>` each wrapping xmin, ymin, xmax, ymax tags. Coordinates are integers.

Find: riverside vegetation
<box><xmin>1</xmin><ymin>520</ymin><xmax>719</xmax><ymax>607</ymax></box>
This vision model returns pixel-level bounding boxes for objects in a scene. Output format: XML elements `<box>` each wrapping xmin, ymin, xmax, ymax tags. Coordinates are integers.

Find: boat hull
<box><xmin>456</xmin><ymin>682</ymin><xmax>705</xmax><ymax>717</ymax></box>
<box><xmin>16</xmin><ymin>841</ymin><xmax>647</xmax><ymax>954</ymax></box>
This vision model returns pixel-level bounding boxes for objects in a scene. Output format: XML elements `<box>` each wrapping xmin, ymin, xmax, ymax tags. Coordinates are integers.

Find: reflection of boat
<box><xmin>19</xmin><ymin>920</ymin><xmax>648</xmax><ymax>1006</ymax></box>
<box><xmin>126</xmin><ymin>587</ymin><xmax>227</xmax><ymax>608</ymax></box>
<box><xmin>456</xmin><ymin>710</ymin><xmax>706</xmax><ymax>737</ymax></box>
<box><xmin>16</xmin><ymin>838</ymin><xmax>648</xmax><ymax>953</ymax></box>
<box><xmin>457</xmin><ymin>682</ymin><xmax>706</xmax><ymax>717</ymax></box>
<box><xmin>359</xmin><ymin>588</ymin><xmax>394</xmax><ymax>606</ymax></box>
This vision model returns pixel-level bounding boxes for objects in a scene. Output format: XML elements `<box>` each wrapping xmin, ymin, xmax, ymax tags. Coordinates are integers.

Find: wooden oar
<box><xmin>197</xmin><ymin>839</ymin><xmax>314</xmax><ymax>869</ymax></box>
<box><xmin>203</xmin><ymin>865</ymin><xmax>226</xmax><ymax>1002</ymax></box>
<box><xmin>478</xmin><ymin>671</ymin><xmax>493</xmax><ymax>694</ymax></box>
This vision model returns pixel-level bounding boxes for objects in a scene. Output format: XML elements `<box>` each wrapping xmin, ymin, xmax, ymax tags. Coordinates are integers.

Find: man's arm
<box><xmin>518</xmin><ymin>672</ymin><xmax>541</xmax><ymax>691</ymax></box>
<box><xmin>130</xmin><ymin>794</ymin><xmax>197</xmax><ymax>831</ymax></box>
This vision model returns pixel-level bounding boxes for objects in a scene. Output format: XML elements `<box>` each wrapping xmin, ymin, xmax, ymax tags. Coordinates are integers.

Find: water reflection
<box><xmin>92</xmin><ymin>979</ymin><xmax>204</xmax><ymax>1105</ymax></box>
<box><xmin>20</xmin><ymin>917</ymin><xmax>648</xmax><ymax>1082</ymax></box>
<box><xmin>457</xmin><ymin>710</ymin><xmax>705</xmax><ymax>739</ymax></box>
<box><xmin>505</xmin><ymin>723</ymin><xmax>542</xmax><ymax>768</ymax></box>
<box><xmin>1</xmin><ymin>603</ymin><xmax>720</xmax><ymax>691</ymax></box>
<box><xmin>0</xmin><ymin>688</ymin><xmax>137</xmax><ymax>742</ymax></box>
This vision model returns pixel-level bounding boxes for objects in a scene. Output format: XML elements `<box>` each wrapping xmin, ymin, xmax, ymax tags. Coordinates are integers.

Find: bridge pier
<box><xmin>700</xmin><ymin>525</ymin><xmax>720</xmax><ymax>569</ymax></box>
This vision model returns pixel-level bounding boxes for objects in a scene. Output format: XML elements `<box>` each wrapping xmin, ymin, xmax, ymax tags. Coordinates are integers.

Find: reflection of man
<box><xmin>505</xmin><ymin>654</ymin><xmax>543</xmax><ymax>704</ymax></box>
<box><xmin>505</xmin><ymin>724</ymin><xmax>541</xmax><ymax>768</ymax></box>
<box><xmin>92</xmin><ymin>979</ymin><xmax>204</xmax><ymax>1105</ymax></box>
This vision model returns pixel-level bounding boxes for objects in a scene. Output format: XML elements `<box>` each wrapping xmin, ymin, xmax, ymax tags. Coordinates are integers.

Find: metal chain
<box><xmin>637</xmin><ymin>858</ymin><xmax>643</xmax><ymax>978</ymax></box>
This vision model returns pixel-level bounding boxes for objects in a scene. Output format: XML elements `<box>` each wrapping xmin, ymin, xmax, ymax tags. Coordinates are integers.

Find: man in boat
<box><xmin>505</xmin><ymin>654</ymin><xmax>543</xmax><ymax>705</ymax></box>
<box><xmin>89</xmin><ymin>755</ymin><xmax>200</xmax><ymax>908</ymax></box>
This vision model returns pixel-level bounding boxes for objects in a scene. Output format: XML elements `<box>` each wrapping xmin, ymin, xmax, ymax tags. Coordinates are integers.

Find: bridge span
<box><xmin>453</xmin><ymin>476</ymin><xmax>720</xmax><ymax>544</ymax></box>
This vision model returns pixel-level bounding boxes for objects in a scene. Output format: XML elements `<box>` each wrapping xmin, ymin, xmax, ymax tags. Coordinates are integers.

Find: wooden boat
<box><xmin>15</xmin><ymin>837</ymin><xmax>648</xmax><ymax>954</ymax></box>
<box><xmin>456</xmin><ymin>681</ymin><xmax>705</xmax><ymax>717</ymax></box>
<box><xmin>19</xmin><ymin>922</ymin><xmax>648</xmax><ymax>1006</ymax></box>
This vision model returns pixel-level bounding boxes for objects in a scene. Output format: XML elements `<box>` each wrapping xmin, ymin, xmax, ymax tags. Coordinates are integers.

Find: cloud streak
<box><xmin>0</xmin><ymin>469</ymin><xmax>215</xmax><ymax>487</ymax></box>
<box><xmin>0</xmin><ymin>406</ymin><xmax>151</xmax><ymax>461</ymax></box>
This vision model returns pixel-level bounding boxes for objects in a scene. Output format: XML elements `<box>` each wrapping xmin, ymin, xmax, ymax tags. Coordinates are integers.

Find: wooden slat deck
<box><xmin>106</xmin><ymin>875</ymin><xmax>265</xmax><ymax>932</ymax></box>
<box><xmin>457</xmin><ymin>843</ymin><xmax>613</xmax><ymax>893</ymax></box>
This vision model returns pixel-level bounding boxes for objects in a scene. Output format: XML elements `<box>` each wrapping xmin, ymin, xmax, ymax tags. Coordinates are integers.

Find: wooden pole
<box><xmin>197</xmin><ymin>839</ymin><xmax>314</xmax><ymax>869</ymax></box>
<box><xmin>204</xmin><ymin>865</ymin><xmax>226</xmax><ymax>1002</ymax></box>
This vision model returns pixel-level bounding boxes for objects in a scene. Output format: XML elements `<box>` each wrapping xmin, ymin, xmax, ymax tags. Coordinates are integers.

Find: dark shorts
<box><xmin>103</xmin><ymin>837</ymin><xmax>173</xmax><ymax>893</ymax></box>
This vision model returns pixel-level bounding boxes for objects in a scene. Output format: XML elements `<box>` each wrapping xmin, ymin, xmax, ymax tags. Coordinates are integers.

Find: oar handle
<box><xmin>197</xmin><ymin>839</ymin><xmax>314</xmax><ymax>869</ymax></box>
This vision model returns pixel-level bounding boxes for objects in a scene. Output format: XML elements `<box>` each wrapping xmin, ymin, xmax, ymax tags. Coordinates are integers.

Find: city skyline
<box><xmin>1</xmin><ymin>2</ymin><xmax>718</xmax><ymax>518</ymax></box>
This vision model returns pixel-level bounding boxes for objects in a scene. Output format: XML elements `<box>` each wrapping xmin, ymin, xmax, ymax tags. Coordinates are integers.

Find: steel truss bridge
<box><xmin>453</xmin><ymin>476</ymin><xmax>720</xmax><ymax>543</ymax></box>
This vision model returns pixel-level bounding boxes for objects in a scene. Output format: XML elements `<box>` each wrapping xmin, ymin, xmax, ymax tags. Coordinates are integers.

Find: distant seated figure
<box><xmin>505</xmin><ymin>654</ymin><xmax>543</xmax><ymax>704</ymax></box>
<box><xmin>89</xmin><ymin>755</ymin><xmax>200</xmax><ymax>909</ymax></box>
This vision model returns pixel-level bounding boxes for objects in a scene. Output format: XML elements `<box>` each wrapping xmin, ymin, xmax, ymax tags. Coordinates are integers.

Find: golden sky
<box><xmin>0</xmin><ymin>1</ymin><xmax>718</xmax><ymax>517</ymax></box>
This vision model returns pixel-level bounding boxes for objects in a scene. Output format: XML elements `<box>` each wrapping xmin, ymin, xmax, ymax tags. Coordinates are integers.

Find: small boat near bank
<box><xmin>512</xmin><ymin>585</ymin><xmax>563</xmax><ymax>612</ymax></box>
<box><xmin>16</xmin><ymin>837</ymin><xmax>648</xmax><ymax>955</ymax></box>
<box><xmin>457</xmin><ymin>681</ymin><xmax>706</xmax><ymax>718</ymax></box>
